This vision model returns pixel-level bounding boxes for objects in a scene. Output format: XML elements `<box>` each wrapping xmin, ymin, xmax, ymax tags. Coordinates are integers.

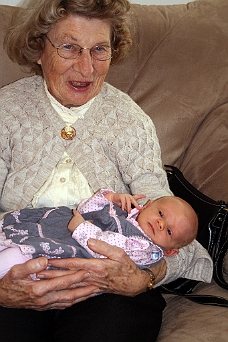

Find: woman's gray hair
<box><xmin>4</xmin><ymin>0</ymin><xmax>132</xmax><ymax>75</ymax></box>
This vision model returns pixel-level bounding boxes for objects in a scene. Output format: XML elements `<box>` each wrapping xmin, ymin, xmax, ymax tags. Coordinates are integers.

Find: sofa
<box><xmin>0</xmin><ymin>0</ymin><xmax>228</xmax><ymax>340</ymax></box>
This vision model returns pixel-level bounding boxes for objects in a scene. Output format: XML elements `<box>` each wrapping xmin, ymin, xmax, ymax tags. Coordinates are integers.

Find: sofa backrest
<box><xmin>0</xmin><ymin>0</ymin><xmax>228</xmax><ymax>202</ymax></box>
<box><xmin>0</xmin><ymin>6</ymin><xmax>31</xmax><ymax>88</ymax></box>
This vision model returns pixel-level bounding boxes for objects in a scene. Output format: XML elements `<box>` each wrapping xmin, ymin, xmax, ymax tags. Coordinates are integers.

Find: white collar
<box><xmin>44</xmin><ymin>80</ymin><xmax>94</xmax><ymax>122</ymax></box>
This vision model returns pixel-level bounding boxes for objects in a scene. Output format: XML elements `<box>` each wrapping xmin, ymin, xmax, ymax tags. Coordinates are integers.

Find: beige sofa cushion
<box><xmin>106</xmin><ymin>0</ymin><xmax>228</xmax><ymax>202</ymax></box>
<box><xmin>1</xmin><ymin>1</ymin><xmax>228</xmax><ymax>202</ymax></box>
<box><xmin>0</xmin><ymin>1</ymin><xmax>228</xmax><ymax>341</ymax></box>
<box><xmin>0</xmin><ymin>5</ymin><xmax>31</xmax><ymax>87</ymax></box>
<box><xmin>158</xmin><ymin>281</ymin><xmax>228</xmax><ymax>341</ymax></box>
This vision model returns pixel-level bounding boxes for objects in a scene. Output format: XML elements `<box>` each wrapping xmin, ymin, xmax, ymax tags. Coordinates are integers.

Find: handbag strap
<box><xmin>162</xmin><ymin>290</ymin><xmax>228</xmax><ymax>307</ymax></box>
<box><xmin>184</xmin><ymin>294</ymin><xmax>228</xmax><ymax>307</ymax></box>
<box><xmin>212</xmin><ymin>208</ymin><xmax>228</xmax><ymax>290</ymax></box>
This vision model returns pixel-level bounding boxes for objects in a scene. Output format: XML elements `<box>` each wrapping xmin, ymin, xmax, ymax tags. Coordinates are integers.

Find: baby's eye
<box><xmin>159</xmin><ymin>210</ymin><xmax>163</xmax><ymax>217</ymax></box>
<box><xmin>167</xmin><ymin>229</ymin><xmax>172</xmax><ymax>236</ymax></box>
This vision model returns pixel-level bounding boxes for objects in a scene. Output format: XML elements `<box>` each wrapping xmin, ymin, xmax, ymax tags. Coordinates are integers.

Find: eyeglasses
<box><xmin>44</xmin><ymin>35</ymin><xmax>112</xmax><ymax>61</ymax></box>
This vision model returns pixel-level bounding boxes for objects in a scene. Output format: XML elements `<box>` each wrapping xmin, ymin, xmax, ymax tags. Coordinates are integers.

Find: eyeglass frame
<box><xmin>44</xmin><ymin>34</ymin><xmax>112</xmax><ymax>61</ymax></box>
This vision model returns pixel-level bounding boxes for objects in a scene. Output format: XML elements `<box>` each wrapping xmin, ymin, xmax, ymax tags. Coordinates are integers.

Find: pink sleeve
<box><xmin>0</xmin><ymin>246</ymin><xmax>31</xmax><ymax>279</ymax></box>
<box><xmin>72</xmin><ymin>221</ymin><xmax>163</xmax><ymax>267</ymax></box>
<box><xmin>77</xmin><ymin>189</ymin><xmax>114</xmax><ymax>214</ymax></box>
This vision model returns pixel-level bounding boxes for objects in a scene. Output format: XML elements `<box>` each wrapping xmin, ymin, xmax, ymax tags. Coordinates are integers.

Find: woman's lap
<box><xmin>0</xmin><ymin>306</ymin><xmax>53</xmax><ymax>342</ymax></box>
<box><xmin>0</xmin><ymin>290</ymin><xmax>166</xmax><ymax>342</ymax></box>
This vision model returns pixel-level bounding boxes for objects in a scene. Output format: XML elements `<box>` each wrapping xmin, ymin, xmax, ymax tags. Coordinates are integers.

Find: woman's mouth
<box><xmin>69</xmin><ymin>81</ymin><xmax>91</xmax><ymax>93</ymax></box>
<box><xmin>70</xmin><ymin>81</ymin><xmax>90</xmax><ymax>88</ymax></box>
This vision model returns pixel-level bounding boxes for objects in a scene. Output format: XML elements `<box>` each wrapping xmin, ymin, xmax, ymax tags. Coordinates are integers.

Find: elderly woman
<box><xmin>0</xmin><ymin>0</ymin><xmax>212</xmax><ymax>341</ymax></box>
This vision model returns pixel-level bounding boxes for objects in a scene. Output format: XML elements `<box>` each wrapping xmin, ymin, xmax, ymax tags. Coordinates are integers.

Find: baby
<box><xmin>68</xmin><ymin>189</ymin><xmax>198</xmax><ymax>261</ymax></box>
<box><xmin>0</xmin><ymin>189</ymin><xmax>198</xmax><ymax>278</ymax></box>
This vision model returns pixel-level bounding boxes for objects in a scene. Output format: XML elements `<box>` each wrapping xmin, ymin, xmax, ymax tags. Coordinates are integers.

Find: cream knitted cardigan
<box><xmin>0</xmin><ymin>75</ymin><xmax>171</xmax><ymax>211</ymax></box>
<box><xmin>0</xmin><ymin>75</ymin><xmax>212</xmax><ymax>285</ymax></box>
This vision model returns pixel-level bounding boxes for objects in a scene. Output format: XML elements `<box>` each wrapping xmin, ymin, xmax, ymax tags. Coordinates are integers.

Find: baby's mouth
<box><xmin>148</xmin><ymin>222</ymin><xmax>155</xmax><ymax>235</ymax></box>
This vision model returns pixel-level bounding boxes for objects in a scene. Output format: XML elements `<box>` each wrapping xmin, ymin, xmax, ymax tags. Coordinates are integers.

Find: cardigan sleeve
<box><xmin>154</xmin><ymin>239</ymin><xmax>213</xmax><ymax>287</ymax></box>
<box><xmin>0</xmin><ymin>159</ymin><xmax>10</xmax><ymax>217</ymax></box>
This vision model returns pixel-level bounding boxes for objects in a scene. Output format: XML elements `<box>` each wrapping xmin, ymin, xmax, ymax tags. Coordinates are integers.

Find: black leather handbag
<box><xmin>160</xmin><ymin>165</ymin><xmax>228</xmax><ymax>307</ymax></box>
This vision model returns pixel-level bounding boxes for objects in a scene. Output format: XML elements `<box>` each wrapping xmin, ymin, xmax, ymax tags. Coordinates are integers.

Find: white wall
<box><xmin>0</xmin><ymin>0</ymin><xmax>20</xmax><ymax>5</ymax></box>
<box><xmin>0</xmin><ymin>0</ymin><xmax>188</xmax><ymax>6</ymax></box>
<box><xmin>131</xmin><ymin>0</ymin><xmax>187</xmax><ymax>3</ymax></box>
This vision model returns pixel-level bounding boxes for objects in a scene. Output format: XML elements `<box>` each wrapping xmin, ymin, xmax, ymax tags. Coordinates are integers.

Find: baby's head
<box><xmin>137</xmin><ymin>196</ymin><xmax>198</xmax><ymax>257</ymax></box>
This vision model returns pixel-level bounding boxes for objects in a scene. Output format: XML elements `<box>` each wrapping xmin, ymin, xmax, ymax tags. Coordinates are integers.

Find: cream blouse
<box><xmin>32</xmin><ymin>82</ymin><xmax>93</xmax><ymax>209</ymax></box>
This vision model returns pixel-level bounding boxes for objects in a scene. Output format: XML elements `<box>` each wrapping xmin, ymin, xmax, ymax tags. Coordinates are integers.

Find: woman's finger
<box><xmin>10</xmin><ymin>256</ymin><xmax>49</xmax><ymax>280</ymax></box>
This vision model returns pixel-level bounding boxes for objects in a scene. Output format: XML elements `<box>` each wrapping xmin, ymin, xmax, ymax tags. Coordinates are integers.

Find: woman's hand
<box><xmin>43</xmin><ymin>239</ymin><xmax>167</xmax><ymax>297</ymax></box>
<box><xmin>0</xmin><ymin>257</ymin><xmax>98</xmax><ymax>310</ymax></box>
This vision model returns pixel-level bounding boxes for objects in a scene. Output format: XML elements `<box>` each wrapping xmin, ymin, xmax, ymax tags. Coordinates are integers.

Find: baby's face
<box><xmin>137</xmin><ymin>196</ymin><xmax>197</xmax><ymax>256</ymax></box>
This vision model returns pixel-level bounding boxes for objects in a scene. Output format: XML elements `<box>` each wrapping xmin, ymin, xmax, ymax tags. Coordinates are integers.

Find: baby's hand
<box><xmin>68</xmin><ymin>209</ymin><xmax>85</xmax><ymax>232</ymax></box>
<box><xmin>105</xmin><ymin>193</ymin><xmax>146</xmax><ymax>213</ymax></box>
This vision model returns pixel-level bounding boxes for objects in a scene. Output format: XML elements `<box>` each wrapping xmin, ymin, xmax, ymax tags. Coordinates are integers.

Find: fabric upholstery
<box><xmin>0</xmin><ymin>1</ymin><xmax>228</xmax><ymax>340</ymax></box>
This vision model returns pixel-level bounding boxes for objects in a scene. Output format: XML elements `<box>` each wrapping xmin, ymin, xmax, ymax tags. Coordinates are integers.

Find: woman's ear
<box><xmin>164</xmin><ymin>249</ymin><xmax>179</xmax><ymax>257</ymax></box>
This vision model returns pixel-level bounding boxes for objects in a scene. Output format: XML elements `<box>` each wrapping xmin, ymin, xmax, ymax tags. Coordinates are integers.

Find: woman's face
<box><xmin>37</xmin><ymin>15</ymin><xmax>112</xmax><ymax>107</ymax></box>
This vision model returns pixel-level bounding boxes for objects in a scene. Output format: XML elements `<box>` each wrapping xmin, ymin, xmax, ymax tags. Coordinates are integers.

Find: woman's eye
<box><xmin>167</xmin><ymin>229</ymin><xmax>172</xmax><ymax>236</ymax></box>
<box><xmin>159</xmin><ymin>210</ymin><xmax>163</xmax><ymax>217</ymax></box>
<box><xmin>63</xmin><ymin>44</ymin><xmax>73</xmax><ymax>51</ymax></box>
<box><xmin>94</xmin><ymin>45</ymin><xmax>105</xmax><ymax>52</ymax></box>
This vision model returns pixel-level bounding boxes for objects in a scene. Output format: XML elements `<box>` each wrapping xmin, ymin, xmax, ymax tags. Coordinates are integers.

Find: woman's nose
<box><xmin>73</xmin><ymin>50</ymin><xmax>94</xmax><ymax>77</ymax></box>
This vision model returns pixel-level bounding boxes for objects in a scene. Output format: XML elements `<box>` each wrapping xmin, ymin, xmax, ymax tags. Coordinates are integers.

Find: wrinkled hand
<box><xmin>0</xmin><ymin>257</ymin><xmax>98</xmax><ymax>310</ymax></box>
<box><xmin>44</xmin><ymin>239</ymin><xmax>167</xmax><ymax>297</ymax></box>
<box><xmin>104</xmin><ymin>193</ymin><xmax>146</xmax><ymax>213</ymax></box>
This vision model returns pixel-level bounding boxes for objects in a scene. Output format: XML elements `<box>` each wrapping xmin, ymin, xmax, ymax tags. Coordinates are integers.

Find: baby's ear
<box><xmin>164</xmin><ymin>249</ymin><xmax>179</xmax><ymax>257</ymax></box>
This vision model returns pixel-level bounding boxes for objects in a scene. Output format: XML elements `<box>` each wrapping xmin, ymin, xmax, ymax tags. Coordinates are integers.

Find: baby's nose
<box><xmin>157</xmin><ymin>219</ymin><xmax>165</xmax><ymax>231</ymax></box>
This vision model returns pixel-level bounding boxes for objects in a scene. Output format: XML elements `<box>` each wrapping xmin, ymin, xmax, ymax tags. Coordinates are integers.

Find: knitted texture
<box><xmin>0</xmin><ymin>76</ymin><xmax>212</xmax><ymax>284</ymax></box>
<box><xmin>0</xmin><ymin>76</ymin><xmax>171</xmax><ymax>213</ymax></box>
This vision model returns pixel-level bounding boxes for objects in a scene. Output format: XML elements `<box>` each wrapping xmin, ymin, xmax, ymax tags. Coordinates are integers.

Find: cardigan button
<box><xmin>65</xmin><ymin>158</ymin><xmax>72</xmax><ymax>163</ymax></box>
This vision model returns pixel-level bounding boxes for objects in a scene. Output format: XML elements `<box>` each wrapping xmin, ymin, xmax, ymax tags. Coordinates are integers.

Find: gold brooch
<box><xmin>61</xmin><ymin>126</ymin><xmax>76</xmax><ymax>140</ymax></box>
